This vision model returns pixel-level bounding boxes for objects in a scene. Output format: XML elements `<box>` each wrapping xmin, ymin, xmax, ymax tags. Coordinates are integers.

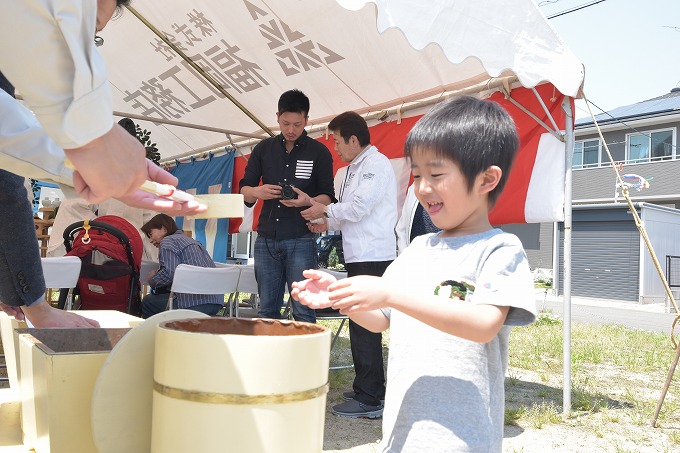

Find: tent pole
<box><xmin>159</xmin><ymin>77</ymin><xmax>521</xmax><ymax>164</ymax></box>
<box><xmin>562</xmin><ymin>97</ymin><xmax>574</xmax><ymax>418</ymax></box>
<box><xmin>531</xmin><ymin>87</ymin><xmax>560</xmax><ymax>132</ymax></box>
<box><xmin>124</xmin><ymin>5</ymin><xmax>274</xmax><ymax>137</ymax></box>
<box><xmin>112</xmin><ymin>111</ymin><xmax>267</xmax><ymax>139</ymax></box>
<box><xmin>502</xmin><ymin>91</ymin><xmax>562</xmax><ymax>140</ymax></box>
<box><xmin>552</xmin><ymin>222</ymin><xmax>560</xmax><ymax>295</ymax></box>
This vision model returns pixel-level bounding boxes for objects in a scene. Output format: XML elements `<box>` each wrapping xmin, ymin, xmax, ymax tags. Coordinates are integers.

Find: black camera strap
<box><xmin>338</xmin><ymin>167</ymin><xmax>352</xmax><ymax>203</ymax></box>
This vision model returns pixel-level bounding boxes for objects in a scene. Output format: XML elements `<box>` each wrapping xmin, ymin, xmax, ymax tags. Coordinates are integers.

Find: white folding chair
<box><xmin>168</xmin><ymin>264</ymin><xmax>241</xmax><ymax>313</ymax></box>
<box><xmin>230</xmin><ymin>264</ymin><xmax>259</xmax><ymax>317</ymax></box>
<box><xmin>41</xmin><ymin>256</ymin><xmax>81</xmax><ymax>310</ymax></box>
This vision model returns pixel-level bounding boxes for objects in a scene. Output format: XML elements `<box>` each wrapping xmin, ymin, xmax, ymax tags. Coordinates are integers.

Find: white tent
<box><xmin>100</xmin><ymin>0</ymin><xmax>584</xmax><ymax>413</ymax></box>
<box><xmin>99</xmin><ymin>0</ymin><xmax>583</xmax><ymax>160</ymax></box>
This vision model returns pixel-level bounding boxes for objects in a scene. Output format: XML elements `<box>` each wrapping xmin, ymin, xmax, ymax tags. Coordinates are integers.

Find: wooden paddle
<box><xmin>139</xmin><ymin>180</ymin><xmax>243</xmax><ymax>219</ymax></box>
<box><xmin>64</xmin><ymin>159</ymin><xmax>244</xmax><ymax>219</ymax></box>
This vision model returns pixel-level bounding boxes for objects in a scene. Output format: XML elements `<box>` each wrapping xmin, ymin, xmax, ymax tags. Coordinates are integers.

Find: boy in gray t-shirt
<box><xmin>292</xmin><ymin>96</ymin><xmax>537</xmax><ymax>452</ymax></box>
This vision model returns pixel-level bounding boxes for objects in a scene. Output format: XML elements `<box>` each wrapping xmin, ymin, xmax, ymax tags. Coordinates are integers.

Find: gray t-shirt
<box><xmin>380</xmin><ymin>229</ymin><xmax>537</xmax><ymax>453</ymax></box>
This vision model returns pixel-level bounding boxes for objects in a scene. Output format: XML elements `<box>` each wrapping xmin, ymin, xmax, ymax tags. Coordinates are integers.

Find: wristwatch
<box><xmin>323</xmin><ymin>205</ymin><xmax>330</xmax><ymax>218</ymax></box>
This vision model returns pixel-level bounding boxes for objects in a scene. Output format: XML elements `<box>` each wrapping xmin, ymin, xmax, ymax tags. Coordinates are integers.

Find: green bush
<box><xmin>328</xmin><ymin>247</ymin><xmax>339</xmax><ymax>268</ymax></box>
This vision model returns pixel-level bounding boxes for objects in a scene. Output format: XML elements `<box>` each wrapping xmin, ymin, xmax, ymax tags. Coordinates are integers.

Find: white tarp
<box><xmin>98</xmin><ymin>0</ymin><xmax>584</xmax><ymax>162</ymax></box>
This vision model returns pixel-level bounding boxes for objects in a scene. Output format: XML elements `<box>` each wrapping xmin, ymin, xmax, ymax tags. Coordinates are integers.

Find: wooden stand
<box><xmin>34</xmin><ymin>208</ymin><xmax>55</xmax><ymax>258</ymax></box>
<box><xmin>34</xmin><ymin>209</ymin><xmax>56</xmax><ymax>304</ymax></box>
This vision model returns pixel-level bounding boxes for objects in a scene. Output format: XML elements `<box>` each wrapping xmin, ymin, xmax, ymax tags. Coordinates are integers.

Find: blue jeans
<box><xmin>142</xmin><ymin>292</ymin><xmax>169</xmax><ymax>318</ymax></box>
<box><xmin>254</xmin><ymin>234</ymin><xmax>317</xmax><ymax>323</ymax></box>
<box><xmin>142</xmin><ymin>292</ymin><xmax>222</xmax><ymax>318</ymax></box>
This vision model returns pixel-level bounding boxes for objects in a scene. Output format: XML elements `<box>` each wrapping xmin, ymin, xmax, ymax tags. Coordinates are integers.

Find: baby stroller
<box><xmin>59</xmin><ymin>215</ymin><xmax>143</xmax><ymax>316</ymax></box>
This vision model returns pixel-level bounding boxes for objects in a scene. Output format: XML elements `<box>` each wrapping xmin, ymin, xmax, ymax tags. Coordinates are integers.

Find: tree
<box><xmin>135</xmin><ymin>124</ymin><xmax>161</xmax><ymax>165</ymax></box>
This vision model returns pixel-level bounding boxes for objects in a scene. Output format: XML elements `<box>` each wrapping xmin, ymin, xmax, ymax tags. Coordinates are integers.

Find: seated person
<box><xmin>140</xmin><ymin>214</ymin><xmax>222</xmax><ymax>318</ymax></box>
<box><xmin>46</xmin><ymin>197</ymin><xmax>96</xmax><ymax>257</ymax></box>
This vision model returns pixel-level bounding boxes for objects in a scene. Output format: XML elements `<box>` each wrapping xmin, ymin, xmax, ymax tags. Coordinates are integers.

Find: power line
<box><xmin>547</xmin><ymin>0</ymin><xmax>607</xmax><ymax>19</ymax></box>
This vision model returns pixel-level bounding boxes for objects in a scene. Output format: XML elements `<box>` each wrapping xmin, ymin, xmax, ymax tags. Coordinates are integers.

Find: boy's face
<box><xmin>410</xmin><ymin>148</ymin><xmax>495</xmax><ymax>237</ymax></box>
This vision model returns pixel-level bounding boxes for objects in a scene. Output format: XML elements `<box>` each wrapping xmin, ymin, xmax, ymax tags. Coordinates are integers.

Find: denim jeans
<box><xmin>254</xmin><ymin>234</ymin><xmax>317</xmax><ymax>323</ymax></box>
<box><xmin>141</xmin><ymin>292</ymin><xmax>169</xmax><ymax>318</ymax></box>
<box><xmin>142</xmin><ymin>292</ymin><xmax>222</xmax><ymax>318</ymax></box>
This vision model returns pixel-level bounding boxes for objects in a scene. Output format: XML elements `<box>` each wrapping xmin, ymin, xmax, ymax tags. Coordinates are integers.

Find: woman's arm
<box><xmin>148</xmin><ymin>241</ymin><xmax>180</xmax><ymax>288</ymax></box>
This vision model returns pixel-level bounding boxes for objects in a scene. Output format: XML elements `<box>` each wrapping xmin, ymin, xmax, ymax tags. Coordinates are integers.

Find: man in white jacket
<box><xmin>302</xmin><ymin>111</ymin><xmax>397</xmax><ymax>419</ymax></box>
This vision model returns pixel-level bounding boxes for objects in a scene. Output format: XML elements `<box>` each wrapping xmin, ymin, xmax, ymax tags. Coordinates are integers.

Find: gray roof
<box><xmin>576</xmin><ymin>88</ymin><xmax>680</xmax><ymax>127</ymax></box>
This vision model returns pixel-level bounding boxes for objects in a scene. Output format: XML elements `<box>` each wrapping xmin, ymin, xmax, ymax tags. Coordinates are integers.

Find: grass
<box><xmin>505</xmin><ymin>310</ymin><xmax>680</xmax><ymax>450</ymax></box>
<box><xmin>323</xmin><ymin>310</ymin><xmax>680</xmax><ymax>450</ymax></box>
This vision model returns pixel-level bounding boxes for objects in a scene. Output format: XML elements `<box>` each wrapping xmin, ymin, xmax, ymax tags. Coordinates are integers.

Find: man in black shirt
<box><xmin>239</xmin><ymin>90</ymin><xmax>335</xmax><ymax>322</ymax></box>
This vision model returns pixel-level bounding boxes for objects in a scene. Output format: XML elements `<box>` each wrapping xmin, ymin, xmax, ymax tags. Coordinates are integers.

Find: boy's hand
<box><xmin>291</xmin><ymin>269</ymin><xmax>337</xmax><ymax>309</ymax></box>
<box><xmin>328</xmin><ymin>276</ymin><xmax>390</xmax><ymax>314</ymax></box>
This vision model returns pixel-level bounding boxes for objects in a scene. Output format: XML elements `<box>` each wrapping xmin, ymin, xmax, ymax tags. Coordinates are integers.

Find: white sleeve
<box><xmin>396</xmin><ymin>184</ymin><xmax>417</xmax><ymax>255</ymax></box>
<box><xmin>0</xmin><ymin>0</ymin><xmax>113</xmax><ymax>149</ymax></box>
<box><xmin>327</xmin><ymin>154</ymin><xmax>392</xmax><ymax>224</ymax></box>
<box><xmin>0</xmin><ymin>90</ymin><xmax>74</xmax><ymax>185</ymax></box>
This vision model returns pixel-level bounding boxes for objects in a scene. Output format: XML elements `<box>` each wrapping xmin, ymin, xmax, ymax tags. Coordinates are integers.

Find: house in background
<box><xmin>506</xmin><ymin>88</ymin><xmax>680</xmax><ymax>303</ymax></box>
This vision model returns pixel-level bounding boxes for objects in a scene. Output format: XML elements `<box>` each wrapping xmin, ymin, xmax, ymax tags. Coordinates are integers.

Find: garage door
<box><xmin>558</xmin><ymin>220</ymin><xmax>640</xmax><ymax>301</ymax></box>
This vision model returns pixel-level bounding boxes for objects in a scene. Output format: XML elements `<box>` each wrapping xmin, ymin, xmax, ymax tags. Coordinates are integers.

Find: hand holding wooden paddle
<box><xmin>64</xmin><ymin>157</ymin><xmax>243</xmax><ymax>219</ymax></box>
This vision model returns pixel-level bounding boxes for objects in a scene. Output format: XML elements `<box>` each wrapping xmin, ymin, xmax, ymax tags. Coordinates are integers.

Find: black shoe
<box><xmin>331</xmin><ymin>399</ymin><xmax>383</xmax><ymax>419</ymax></box>
<box><xmin>342</xmin><ymin>390</ymin><xmax>384</xmax><ymax>405</ymax></box>
<box><xmin>342</xmin><ymin>391</ymin><xmax>357</xmax><ymax>401</ymax></box>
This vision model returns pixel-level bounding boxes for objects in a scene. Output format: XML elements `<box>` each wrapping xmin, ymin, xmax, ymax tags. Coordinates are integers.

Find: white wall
<box><xmin>639</xmin><ymin>203</ymin><xmax>680</xmax><ymax>304</ymax></box>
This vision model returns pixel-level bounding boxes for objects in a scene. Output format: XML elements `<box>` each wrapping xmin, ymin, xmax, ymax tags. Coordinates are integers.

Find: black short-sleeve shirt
<box><xmin>239</xmin><ymin>131</ymin><xmax>336</xmax><ymax>240</ymax></box>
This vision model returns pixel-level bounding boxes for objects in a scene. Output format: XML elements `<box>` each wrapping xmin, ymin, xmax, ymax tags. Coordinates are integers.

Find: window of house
<box><xmin>627</xmin><ymin>128</ymin><xmax>675</xmax><ymax>163</ymax></box>
<box><xmin>573</xmin><ymin>139</ymin><xmax>599</xmax><ymax>169</ymax></box>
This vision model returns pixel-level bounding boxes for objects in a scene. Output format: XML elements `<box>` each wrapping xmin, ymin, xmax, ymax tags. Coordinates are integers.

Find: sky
<box><xmin>538</xmin><ymin>0</ymin><xmax>680</xmax><ymax>119</ymax></box>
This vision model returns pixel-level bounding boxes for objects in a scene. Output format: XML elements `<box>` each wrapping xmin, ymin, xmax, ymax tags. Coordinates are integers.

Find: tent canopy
<box><xmin>98</xmin><ymin>0</ymin><xmax>584</xmax><ymax>413</ymax></box>
<box><xmin>99</xmin><ymin>0</ymin><xmax>584</xmax><ymax>162</ymax></box>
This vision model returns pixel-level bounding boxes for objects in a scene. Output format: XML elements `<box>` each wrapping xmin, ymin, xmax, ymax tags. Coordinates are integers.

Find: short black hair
<box><xmin>404</xmin><ymin>95</ymin><xmax>519</xmax><ymax>205</ymax></box>
<box><xmin>141</xmin><ymin>214</ymin><xmax>178</xmax><ymax>238</ymax></box>
<box><xmin>328</xmin><ymin>111</ymin><xmax>370</xmax><ymax>147</ymax></box>
<box><xmin>114</xmin><ymin>1</ymin><xmax>131</xmax><ymax>19</ymax></box>
<box><xmin>278</xmin><ymin>89</ymin><xmax>310</xmax><ymax>117</ymax></box>
<box><xmin>118</xmin><ymin>117</ymin><xmax>137</xmax><ymax>138</ymax></box>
